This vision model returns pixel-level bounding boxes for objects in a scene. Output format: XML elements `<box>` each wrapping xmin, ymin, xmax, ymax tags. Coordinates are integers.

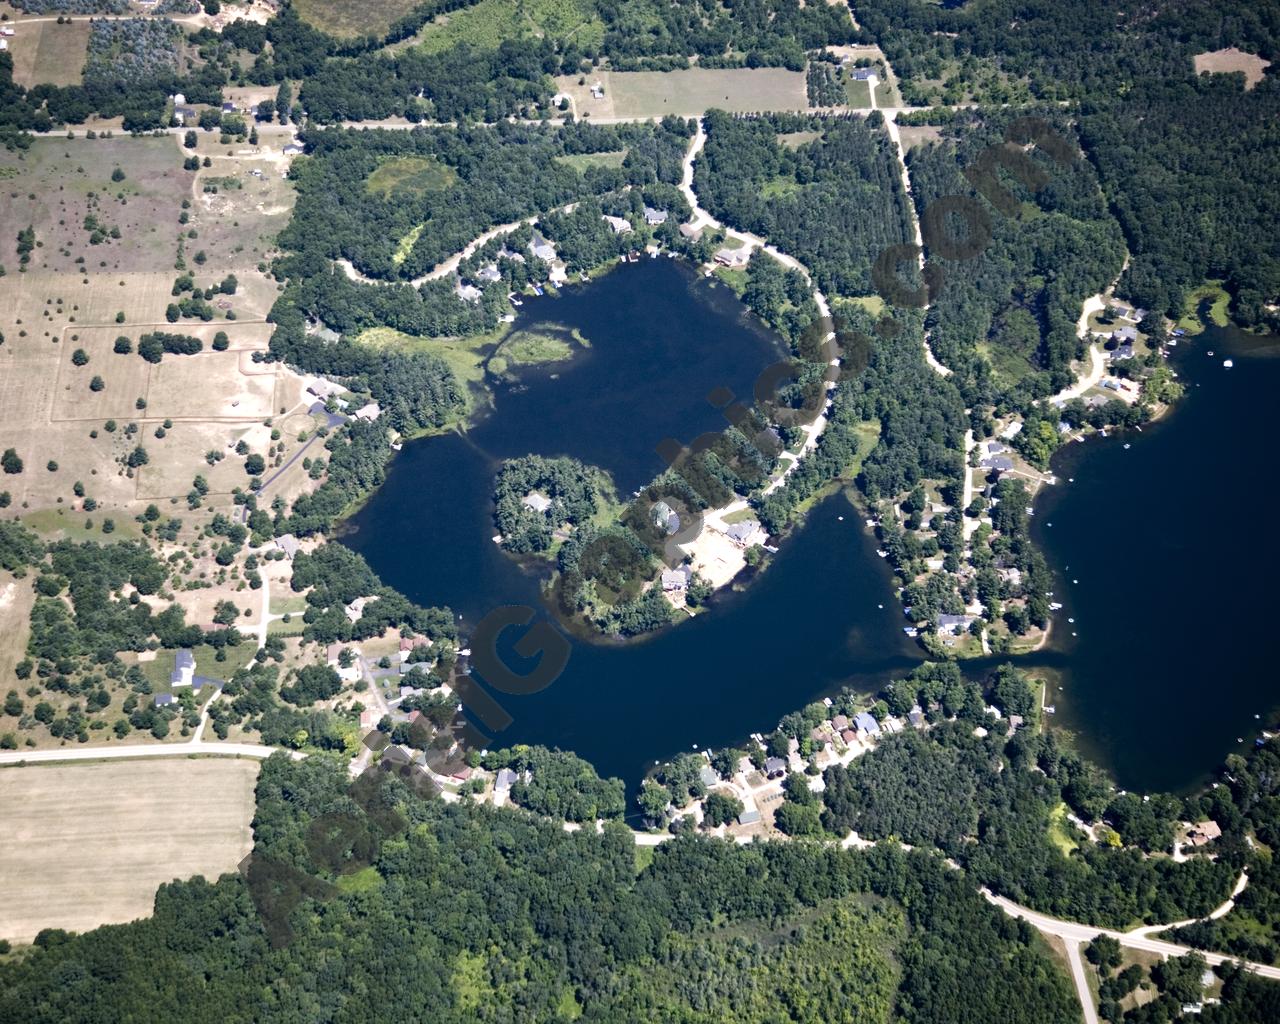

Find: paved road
<box><xmin>983</xmin><ymin>888</ymin><xmax>1280</xmax><ymax>981</ymax></box>
<box><xmin>1063</xmin><ymin>939</ymin><xmax>1101</xmax><ymax>1024</ymax></box>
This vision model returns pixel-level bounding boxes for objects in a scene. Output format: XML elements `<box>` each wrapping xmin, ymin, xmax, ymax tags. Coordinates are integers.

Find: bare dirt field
<box><xmin>557</xmin><ymin>68</ymin><xmax>808</xmax><ymax>120</ymax></box>
<box><xmin>293</xmin><ymin>0</ymin><xmax>424</xmax><ymax>39</ymax></box>
<box><xmin>1193</xmin><ymin>47</ymin><xmax>1271</xmax><ymax>88</ymax></box>
<box><xmin>7</xmin><ymin>19</ymin><xmax>91</xmax><ymax>89</ymax></box>
<box><xmin>0</xmin><ymin>758</ymin><xmax>259</xmax><ymax>944</ymax></box>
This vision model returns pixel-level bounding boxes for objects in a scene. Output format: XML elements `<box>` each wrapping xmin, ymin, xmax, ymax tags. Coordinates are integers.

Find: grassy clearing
<box><xmin>0</xmin><ymin>759</ymin><xmax>258</xmax><ymax>943</ymax></box>
<box><xmin>844</xmin><ymin>295</ymin><xmax>886</xmax><ymax>316</ymax></box>
<box><xmin>776</xmin><ymin>130</ymin><xmax>822</xmax><ymax>150</ymax></box>
<box><xmin>294</xmin><ymin>0</ymin><xmax>428</xmax><ymax>40</ymax></box>
<box><xmin>1048</xmin><ymin>801</ymin><xmax>1080</xmax><ymax>856</ymax></box>
<box><xmin>557</xmin><ymin>68</ymin><xmax>808</xmax><ymax>119</ymax></box>
<box><xmin>355</xmin><ymin>325</ymin><xmax>496</xmax><ymax>389</ymax></box>
<box><xmin>413</xmin><ymin>0</ymin><xmax>603</xmax><ymax>55</ymax></box>
<box><xmin>365</xmin><ymin>155</ymin><xmax>458</xmax><ymax>200</ymax></box>
<box><xmin>21</xmin><ymin>507</ymin><xmax>143</xmax><ymax>543</ymax></box>
<box><xmin>1178</xmin><ymin>280</ymin><xmax>1231</xmax><ymax>334</ymax></box>
<box><xmin>844</xmin><ymin>78</ymin><xmax>873</xmax><ymax>108</ymax></box>
<box><xmin>553</xmin><ymin>150</ymin><xmax>628</xmax><ymax>172</ymax></box>
<box><xmin>496</xmin><ymin>329</ymin><xmax>576</xmax><ymax>367</ymax></box>
<box><xmin>392</xmin><ymin>224</ymin><xmax>425</xmax><ymax>267</ymax></box>
<box><xmin>761</xmin><ymin>175</ymin><xmax>802</xmax><ymax>199</ymax></box>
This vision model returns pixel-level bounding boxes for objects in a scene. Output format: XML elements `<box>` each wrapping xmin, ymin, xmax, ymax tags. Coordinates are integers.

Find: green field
<box><xmin>365</xmin><ymin>156</ymin><xmax>458</xmax><ymax>200</ymax></box>
<box><xmin>553</xmin><ymin>150</ymin><xmax>628</xmax><ymax>172</ymax></box>
<box><xmin>776</xmin><ymin>130</ymin><xmax>822</xmax><ymax>150</ymax></box>
<box><xmin>294</xmin><ymin>0</ymin><xmax>429</xmax><ymax>40</ymax></box>
<box><xmin>413</xmin><ymin>0</ymin><xmax>603</xmax><ymax>54</ymax></box>
<box><xmin>1178</xmin><ymin>280</ymin><xmax>1231</xmax><ymax>334</ymax></box>
<box><xmin>844</xmin><ymin>78</ymin><xmax>873</xmax><ymax>108</ymax></box>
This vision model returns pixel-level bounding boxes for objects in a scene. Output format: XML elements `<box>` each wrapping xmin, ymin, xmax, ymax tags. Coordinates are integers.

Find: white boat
<box><xmin>1224</xmin><ymin>359</ymin><xmax>1234</xmax><ymax>368</ymax></box>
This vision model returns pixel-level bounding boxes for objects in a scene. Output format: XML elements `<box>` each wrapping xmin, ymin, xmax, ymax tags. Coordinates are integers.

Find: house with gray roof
<box><xmin>643</xmin><ymin>206</ymin><xmax>668</xmax><ymax>226</ymax></box>
<box><xmin>764</xmin><ymin>756</ymin><xmax>787</xmax><ymax>779</ymax></box>
<box><xmin>853</xmin><ymin>711</ymin><xmax>881</xmax><ymax>737</ymax></box>
<box><xmin>170</xmin><ymin>649</ymin><xmax>195</xmax><ymax>688</ymax></box>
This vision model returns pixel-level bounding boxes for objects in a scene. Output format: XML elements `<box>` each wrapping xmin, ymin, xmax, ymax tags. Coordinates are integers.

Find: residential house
<box><xmin>170</xmin><ymin>649</ymin><xmax>196</xmax><ymax>688</ymax></box>
<box><xmin>907</xmin><ymin>705</ymin><xmax>925</xmax><ymax>728</ymax></box>
<box><xmin>522</xmin><ymin>491</ymin><xmax>553</xmax><ymax>514</ymax></box>
<box><xmin>283</xmin><ymin>143</ymin><xmax>305</xmax><ymax>156</ymax></box>
<box><xmin>764</xmin><ymin>756</ymin><xmax>787</xmax><ymax>779</ymax></box>
<box><xmin>698</xmin><ymin>765</ymin><xmax>719</xmax><ymax>789</ymax></box>
<box><xmin>326</xmin><ymin>643</ymin><xmax>361</xmax><ymax>683</ymax></box>
<box><xmin>274</xmin><ymin>533</ymin><xmax>301</xmax><ymax>558</ymax></box>
<box><xmin>154</xmin><ymin>693</ymin><xmax>177</xmax><ymax>708</ymax></box>
<box><xmin>661</xmin><ymin>566</ymin><xmax>692</xmax><ymax>592</ymax></box>
<box><xmin>724</xmin><ymin>520</ymin><xmax>763</xmax><ymax>547</ymax></box>
<box><xmin>981</xmin><ymin>455</ymin><xmax>1015</xmax><ymax>473</ymax></box>
<box><xmin>306</xmin><ymin>378</ymin><xmax>344</xmax><ymax>401</ymax></box>
<box><xmin>475</xmin><ymin>264</ymin><xmax>502</xmax><ymax>283</ymax></box>
<box><xmin>455</xmin><ymin>280</ymin><xmax>483</xmax><ymax>303</ymax></box>
<box><xmin>737</xmin><ymin>808</ymin><xmax>762</xmax><ymax>825</ymax></box>
<box><xmin>714</xmin><ymin>247</ymin><xmax>750</xmax><ymax>268</ymax></box>
<box><xmin>937</xmin><ymin>613</ymin><xmax>974</xmax><ymax>635</ymax></box>
<box><xmin>221</xmin><ymin>101</ymin><xmax>238</xmax><ymax>114</ymax></box>
<box><xmin>850</xmin><ymin>68</ymin><xmax>879</xmax><ymax>83</ymax></box>
<box><xmin>602</xmin><ymin>214</ymin><xmax>632</xmax><ymax>235</ymax></box>
<box><xmin>679</xmin><ymin>223</ymin><xmax>701</xmax><ymax>240</ymax></box>
<box><xmin>840</xmin><ymin>728</ymin><xmax>857</xmax><ymax>744</ymax></box>
<box><xmin>1187</xmin><ymin>820</ymin><xmax>1223</xmax><ymax>847</ymax></box>
<box><xmin>343</xmin><ymin>596</ymin><xmax>369</xmax><ymax>624</ymax></box>
<box><xmin>529</xmin><ymin>234</ymin><xmax>556</xmax><ymax>262</ymax></box>
<box><xmin>831</xmin><ymin>714</ymin><xmax>849</xmax><ymax>732</ymax></box>
<box><xmin>643</xmin><ymin>206</ymin><xmax>668</xmax><ymax>226</ymax></box>
<box><xmin>495</xmin><ymin>767</ymin><xmax>518</xmax><ymax>793</ymax></box>
<box><xmin>589</xmin><ymin>82</ymin><xmax>604</xmax><ymax>99</ymax></box>
<box><xmin>853</xmin><ymin>711</ymin><xmax>881</xmax><ymax>738</ymax></box>
<box><xmin>353</xmin><ymin>402</ymin><xmax>381</xmax><ymax>422</ymax></box>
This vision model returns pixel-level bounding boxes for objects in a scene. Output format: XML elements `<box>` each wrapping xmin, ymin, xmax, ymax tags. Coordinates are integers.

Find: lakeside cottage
<box><xmin>714</xmin><ymin>247</ymin><xmax>751</xmax><ymax>268</ymax></box>
<box><xmin>937</xmin><ymin>613</ymin><xmax>975</xmax><ymax>635</ymax></box>
<box><xmin>853</xmin><ymin>711</ymin><xmax>881</xmax><ymax>737</ymax></box>
<box><xmin>522</xmin><ymin>491</ymin><xmax>553</xmax><ymax>514</ymax></box>
<box><xmin>602</xmin><ymin>214</ymin><xmax>632</xmax><ymax>235</ymax></box>
<box><xmin>764</xmin><ymin>756</ymin><xmax>787</xmax><ymax>779</ymax></box>
<box><xmin>661</xmin><ymin>566</ymin><xmax>693</xmax><ymax>592</ymax></box>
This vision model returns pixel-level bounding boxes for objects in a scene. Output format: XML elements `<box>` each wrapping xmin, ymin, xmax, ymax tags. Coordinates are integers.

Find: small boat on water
<box><xmin>1224</xmin><ymin>359</ymin><xmax>1234</xmax><ymax>368</ymax></box>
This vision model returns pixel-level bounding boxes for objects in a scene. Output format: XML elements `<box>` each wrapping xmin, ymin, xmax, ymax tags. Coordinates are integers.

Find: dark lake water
<box><xmin>346</xmin><ymin>260</ymin><xmax>1280</xmax><ymax>794</ymax></box>
<box><xmin>1027</xmin><ymin>321</ymin><xmax>1280</xmax><ymax>793</ymax></box>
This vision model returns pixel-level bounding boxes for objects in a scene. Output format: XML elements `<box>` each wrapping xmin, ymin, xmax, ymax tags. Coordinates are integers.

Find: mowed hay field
<box><xmin>7</xmin><ymin>19</ymin><xmax>91</xmax><ymax>89</ymax></box>
<box><xmin>556</xmin><ymin>68</ymin><xmax>808</xmax><ymax>119</ymax></box>
<box><xmin>0</xmin><ymin>759</ymin><xmax>259</xmax><ymax>944</ymax></box>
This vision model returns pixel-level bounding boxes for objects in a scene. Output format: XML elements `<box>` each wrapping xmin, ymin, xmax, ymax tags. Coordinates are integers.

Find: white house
<box><xmin>170</xmin><ymin>649</ymin><xmax>196</xmax><ymax>688</ymax></box>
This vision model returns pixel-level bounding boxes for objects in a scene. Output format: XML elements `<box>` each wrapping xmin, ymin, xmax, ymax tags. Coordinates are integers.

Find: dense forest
<box><xmin>695</xmin><ymin>112</ymin><xmax>915</xmax><ymax>298</ymax></box>
<box><xmin>857</xmin><ymin>0</ymin><xmax>1280</xmax><ymax>331</ymax></box>
<box><xmin>905</xmin><ymin>108</ymin><xmax>1126</xmax><ymax>408</ymax></box>
<box><xmin>0</xmin><ymin>754</ymin><xmax>1081</xmax><ymax>1024</ymax></box>
<box><xmin>492</xmin><ymin>455</ymin><xmax>614</xmax><ymax>555</ymax></box>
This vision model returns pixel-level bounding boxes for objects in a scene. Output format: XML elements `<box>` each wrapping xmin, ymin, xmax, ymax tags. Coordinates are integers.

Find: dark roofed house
<box><xmin>764</xmin><ymin>756</ymin><xmax>787</xmax><ymax>779</ymax></box>
<box><xmin>221</xmin><ymin>101</ymin><xmax>237</xmax><ymax>114</ymax></box>
<box><xmin>840</xmin><ymin>728</ymin><xmax>857</xmax><ymax>744</ymax></box>
<box><xmin>699</xmin><ymin>765</ymin><xmax>719</xmax><ymax>788</ymax></box>
<box><xmin>495</xmin><ymin>767</ymin><xmax>518</xmax><ymax>792</ymax></box>
<box><xmin>937</xmin><ymin>613</ymin><xmax>974</xmax><ymax>635</ymax></box>
<box><xmin>850</xmin><ymin>68</ymin><xmax>879</xmax><ymax>81</ymax></box>
<box><xmin>908</xmin><ymin>705</ymin><xmax>925</xmax><ymax>728</ymax></box>
<box><xmin>831</xmin><ymin>714</ymin><xmax>849</xmax><ymax>732</ymax></box>
<box><xmin>154</xmin><ymin>693</ymin><xmax>176</xmax><ymax>707</ymax></box>
<box><xmin>980</xmin><ymin>456</ymin><xmax>1015</xmax><ymax>472</ymax></box>
<box><xmin>738</xmin><ymin>808</ymin><xmax>762</xmax><ymax>825</ymax></box>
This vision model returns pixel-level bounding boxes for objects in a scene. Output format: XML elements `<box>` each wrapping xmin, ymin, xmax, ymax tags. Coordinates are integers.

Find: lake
<box><xmin>342</xmin><ymin>258</ymin><xmax>919</xmax><ymax>782</ymax></box>
<box><xmin>1027</xmin><ymin>321</ymin><xmax>1280</xmax><ymax>793</ymax></box>
<box><xmin>346</xmin><ymin>259</ymin><xmax>1280</xmax><ymax>794</ymax></box>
